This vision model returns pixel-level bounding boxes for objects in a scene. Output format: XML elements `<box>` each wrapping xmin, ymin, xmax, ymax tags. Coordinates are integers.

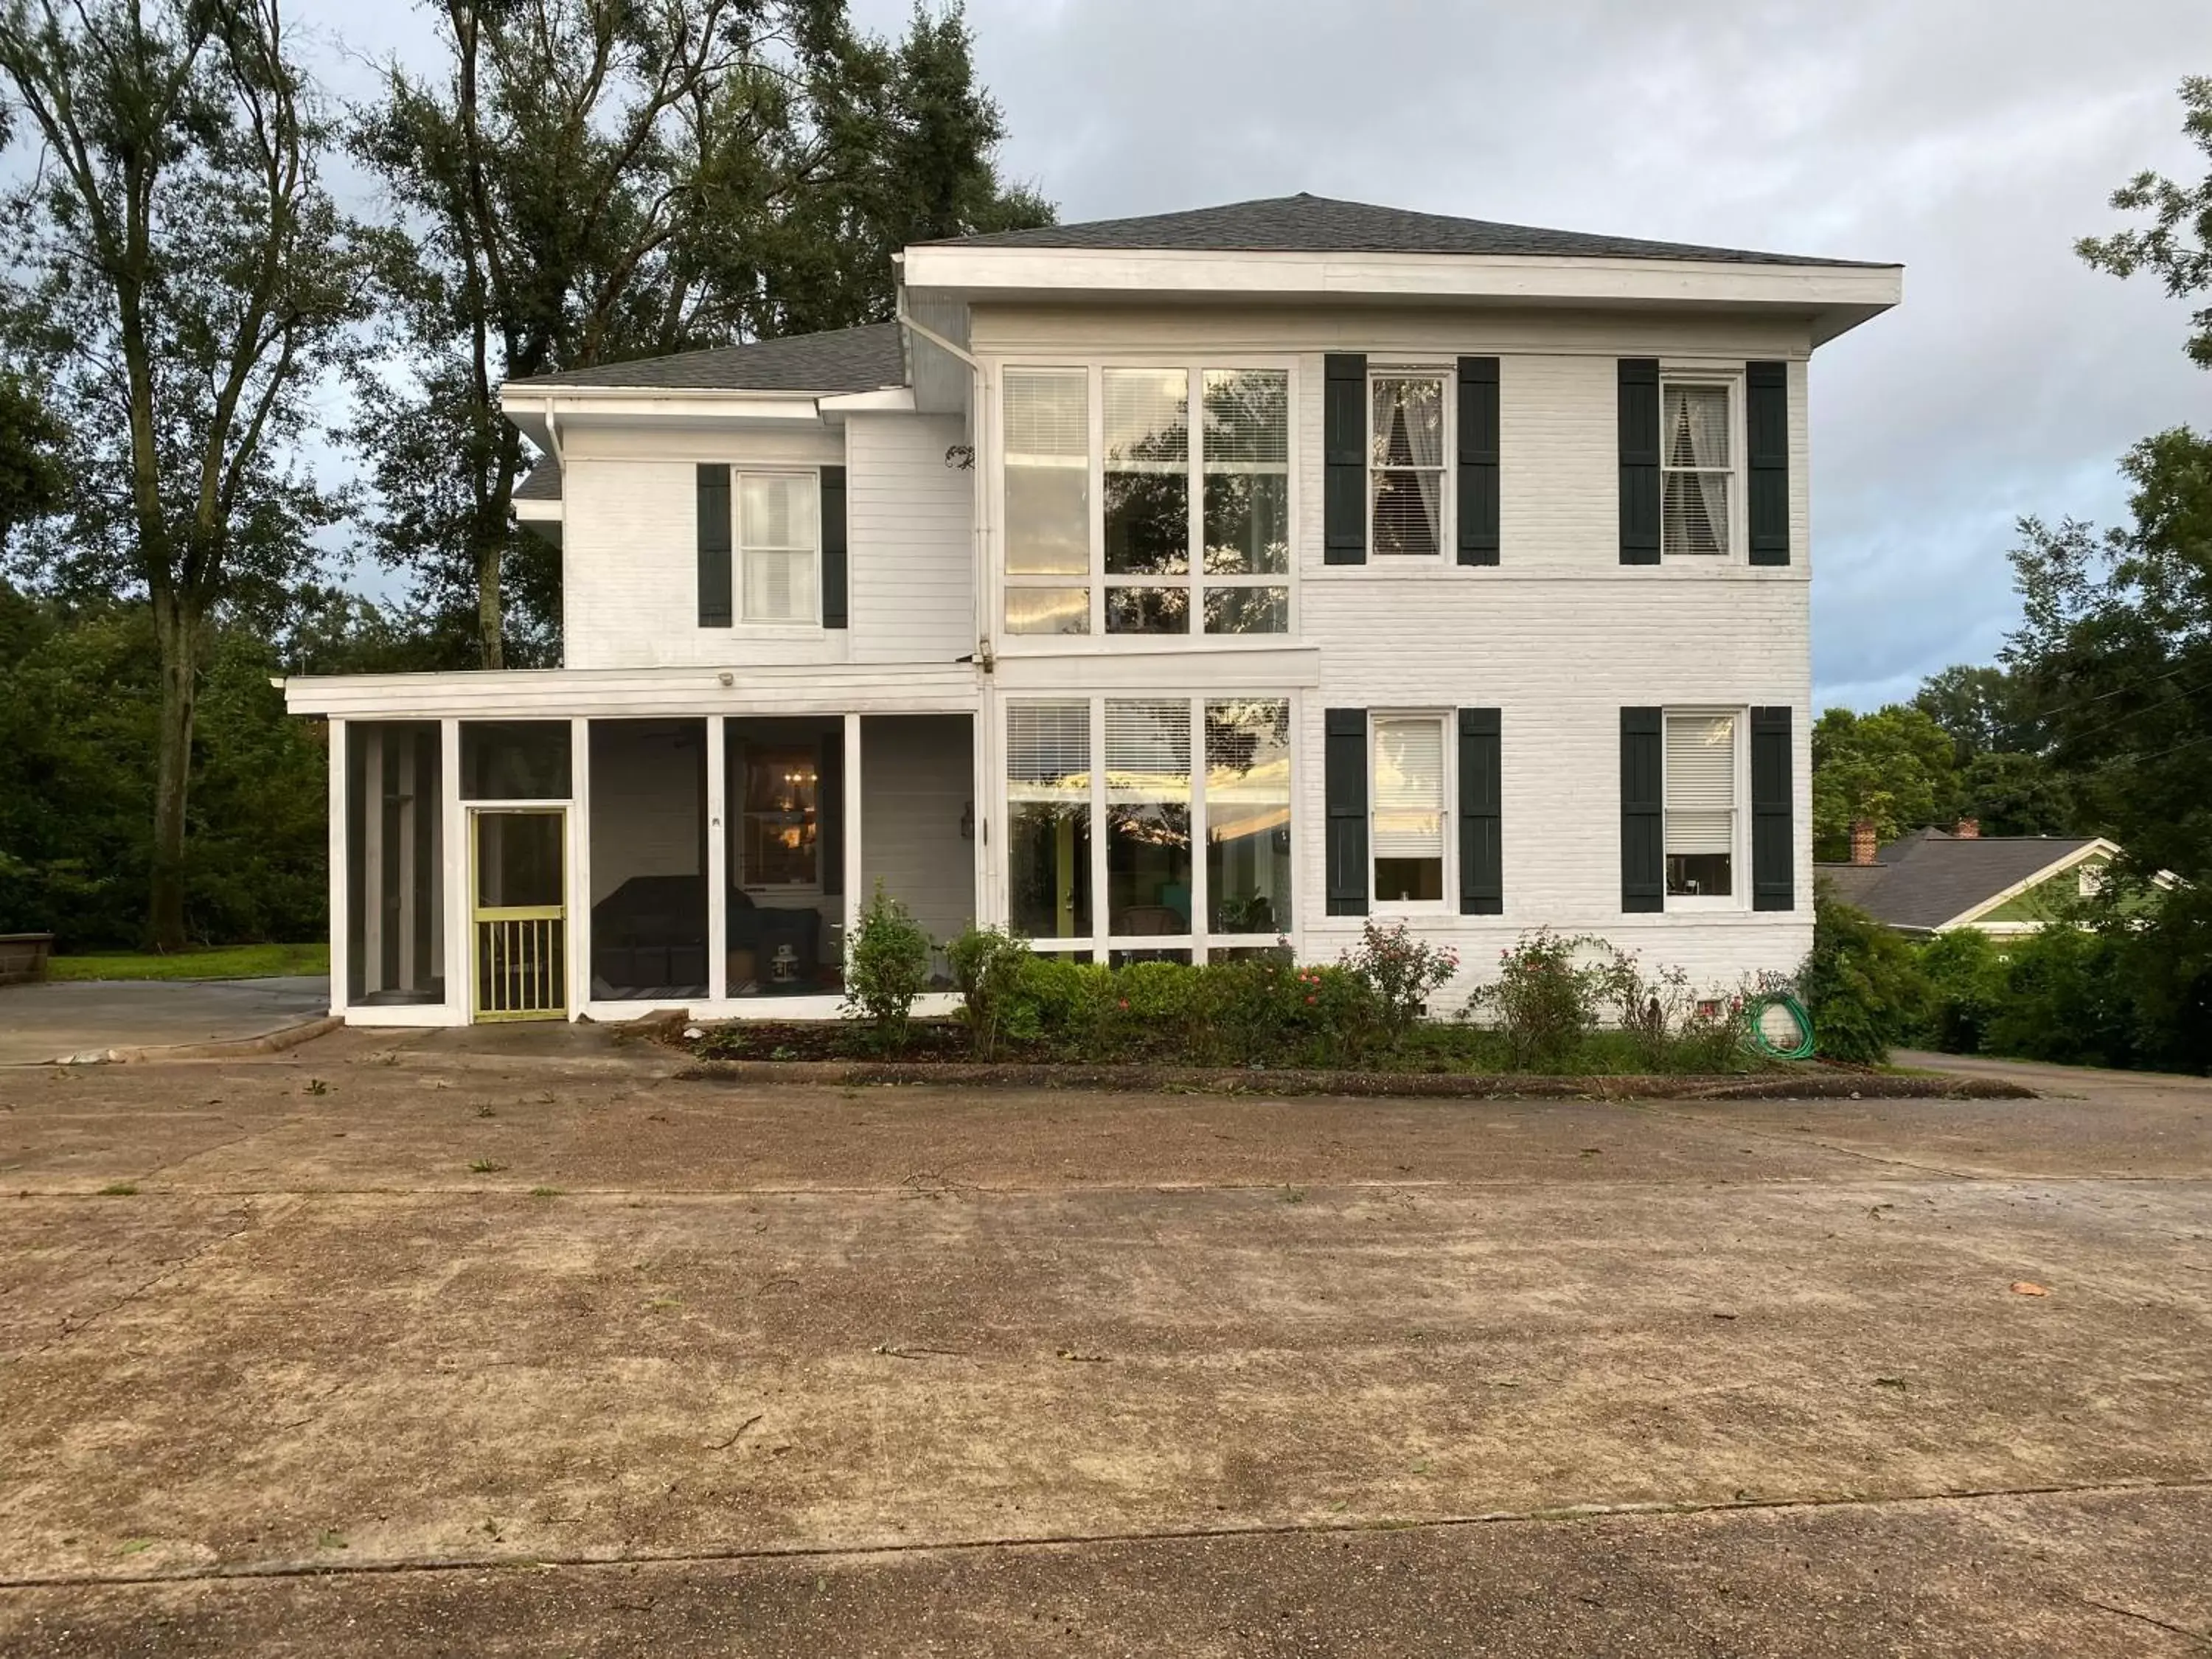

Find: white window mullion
<box><xmin>1187</xmin><ymin>695</ymin><xmax>1207</xmax><ymax>960</ymax></box>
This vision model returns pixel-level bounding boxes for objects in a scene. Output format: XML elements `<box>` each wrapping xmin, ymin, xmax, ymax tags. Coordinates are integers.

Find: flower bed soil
<box><xmin>660</xmin><ymin>1020</ymin><xmax>2030</xmax><ymax>1100</ymax></box>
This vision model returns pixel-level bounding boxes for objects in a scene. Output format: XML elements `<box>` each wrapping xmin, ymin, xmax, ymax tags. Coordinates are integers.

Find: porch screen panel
<box><xmin>462</xmin><ymin>721</ymin><xmax>571</xmax><ymax>799</ymax></box>
<box><xmin>1105</xmin><ymin>698</ymin><xmax>1194</xmax><ymax>939</ymax></box>
<box><xmin>724</xmin><ymin>717</ymin><xmax>846</xmax><ymax>997</ymax></box>
<box><xmin>346</xmin><ymin>721</ymin><xmax>446</xmax><ymax>1007</ymax></box>
<box><xmin>587</xmin><ymin>719</ymin><xmax>708</xmax><ymax>1001</ymax></box>
<box><xmin>1206</xmin><ymin>698</ymin><xmax>1293</xmax><ymax>934</ymax></box>
<box><xmin>1007</xmin><ymin>700</ymin><xmax>1092</xmax><ymax>942</ymax></box>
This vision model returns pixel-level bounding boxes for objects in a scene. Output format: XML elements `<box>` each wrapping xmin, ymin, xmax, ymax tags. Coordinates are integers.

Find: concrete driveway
<box><xmin>0</xmin><ymin>975</ymin><xmax>330</xmax><ymax>1065</ymax></box>
<box><xmin>0</xmin><ymin>1035</ymin><xmax>2206</xmax><ymax>1655</ymax></box>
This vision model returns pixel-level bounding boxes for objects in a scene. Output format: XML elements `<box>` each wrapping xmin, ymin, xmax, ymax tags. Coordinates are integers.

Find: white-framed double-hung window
<box><xmin>1663</xmin><ymin>710</ymin><xmax>1740</xmax><ymax>904</ymax></box>
<box><xmin>1660</xmin><ymin>378</ymin><xmax>1736</xmax><ymax>559</ymax></box>
<box><xmin>737</xmin><ymin>472</ymin><xmax>819</xmax><ymax>624</ymax></box>
<box><xmin>1001</xmin><ymin>362</ymin><xmax>1293</xmax><ymax>639</ymax></box>
<box><xmin>1371</xmin><ymin>712</ymin><xmax>1449</xmax><ymax>905</ymax></box>
<box><xmin>1368</xmin><ymin>371</ymin><xmax>1449</xmax><ymax>558</ymax></box>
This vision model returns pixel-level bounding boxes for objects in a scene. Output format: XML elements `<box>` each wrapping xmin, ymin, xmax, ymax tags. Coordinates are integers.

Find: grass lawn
<box><xmin>45</xmin><ymin>942</ymin><xmax>329</xmax><ymax>983</ymax></box>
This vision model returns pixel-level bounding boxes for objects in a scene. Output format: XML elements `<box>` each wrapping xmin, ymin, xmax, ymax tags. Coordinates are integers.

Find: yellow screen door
<box><xmin>470</xmin><ymin>807</ymin><xmax>567</xmax><ymax>1020</ymax></box>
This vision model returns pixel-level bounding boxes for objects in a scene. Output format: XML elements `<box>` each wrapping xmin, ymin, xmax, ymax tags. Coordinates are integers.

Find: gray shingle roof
<box><xmin>927</xmin><ymin>193</ymin><xmax>1888</xmax><ymax>268</ymax></box>
<box><xmin>1815</xmin><ymin>829</ymin><xmax>2100</xmax><ymax>931</ymax></box>
<box><xmin>512</xmin><ymin>456</ymin><xmax>560</xmax><ymax>502</ymax></box>
<box><xmin>507</xmin><ymin>321</ymin><xmax>904</xmax><ymax>393</ymax></box>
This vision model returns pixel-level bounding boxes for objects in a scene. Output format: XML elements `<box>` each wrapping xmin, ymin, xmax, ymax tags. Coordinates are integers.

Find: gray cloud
<box><xmin>855</xmin><ymin>0</ymin><xmax>2212</xmax><ymax>707</ymax></box>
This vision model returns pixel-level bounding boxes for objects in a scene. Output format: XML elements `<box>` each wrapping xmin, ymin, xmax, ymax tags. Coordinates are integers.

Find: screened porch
<box><xmin>332</xmin><ymin>710</ymin><xmax>978</xmax><ymax>1023</ymax></box>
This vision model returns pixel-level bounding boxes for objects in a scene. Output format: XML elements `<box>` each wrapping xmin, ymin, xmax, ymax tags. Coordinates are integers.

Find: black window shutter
<box><xmin>1618</xmin><ymin>359</ymin><xmax>1660</xmax><ymax>566</ymax></box>
<box><xmin>1750</xmin><ymin>706</ymin><xmax>1793</xmax><ymax>911</ymax></box>
<box><xmin>1621</xmin><ymin>706</ymin><xmax>1664</xmax><ymax>911</ymax></box>
<box><xmin>1325</xmin><ymin>709</ymin><xmax>1368</xmax><ymax>915</ymax></box>
<box><xmin>1458</xmin><ymin>707</ymin><xmax>1502</xmax><ymax>914</ymax></box>
<box><xmin>820</xmin><ymin>464</ymin><xmax>849</xmax><ymax>627</ymax></box>
<box><xmin>697</xmin><ymin>464</ymin><xmax>732</xmax><ymax>626</ymax></box>
<box><xmin>1323</xmin><ymin>353</ymin><xmax>1367</xmax><ymax>565</ymax></box>
<box><xmin>1746</xmin><ymin>362</ymin><xmax>1789</xmax><ymax>566</ymax></box>
<box><xmin>1456</xmin><ymin>356</ymin><xmax>1499</xmax><ymax>566</ymax></box>
<box><xmin>818</xmin><ymin>727</ymin><xmax>845</xmax><ymax>898</ymax></box>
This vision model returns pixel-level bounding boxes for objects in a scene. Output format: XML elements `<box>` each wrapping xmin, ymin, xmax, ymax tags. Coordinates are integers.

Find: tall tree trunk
<box><xmin>149</xmin><ymin>591</ymin><xmax>200</xmax><ymax>951</ymax></box>
<box><xmin>476</xmin><ymin>524</ymin><xmax>504</xmax><ymax>669</ymax></box>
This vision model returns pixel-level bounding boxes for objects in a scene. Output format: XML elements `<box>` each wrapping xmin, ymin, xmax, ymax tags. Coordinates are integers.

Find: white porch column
<box><xmin>706</xmin><ymin>714</ymin><xmax>728</xmax><ymax>1003</ymax></box>
<box><xmin>569</xmin><ymin>716</ymin><xmax>591</xmax><ymax>1019</ymax></box>
<box><xmin>843</xmin><ymin>712</ymin><xmax>863</xmax><ymax>959</ymax></box>
<box><xmin>973</xmin><ymin>691</ymin><xmax>998</xmax><ymax>931</ymax></box>
<box><xmin>442</xmin><ymin>718</ymin><xmax>465</xmax><ymax>1020</ymax></box>
<box><xmin>326</xmin><ymin>718</ymin><xmax>347</xmax><ymax>1018</ymax></box>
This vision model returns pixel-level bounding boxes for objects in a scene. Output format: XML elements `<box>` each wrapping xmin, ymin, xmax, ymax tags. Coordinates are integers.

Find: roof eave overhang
<box><xmin>498</xmin><ymin>384</ymin><xmax>909</xmax><ymax>446</ymax></box>
<box><xmin>902</xmin><ymin>246</ymin><xmax>1902</xmax><ymax>345</ymax></box>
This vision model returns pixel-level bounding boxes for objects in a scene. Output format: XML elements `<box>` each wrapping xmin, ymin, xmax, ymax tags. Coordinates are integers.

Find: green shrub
<box><xmin>1983</xmin><ymin>923</ymin><xmax>2135</xmax><ymax>1068</ymax></box>
<box><xmin>1340</xmin><ymin>920</ymin><xmax>1461</xmax><ymax>1042</ymax></box>
<box><xmin>841</xmin><ymin>882</ymin><xmax>933</xmax><ymax>1052</ymax></box>
<box><xmin>1591</xmin><ymin>946</ymin><xmax>1700</xmax><ymax>1070</ymax></box>
<box><xmin>1914</xmin><ymin>929</ymin><xmax>2006</xmax><ymax>1053</ymax></box>
<box><xmin>1799</xmin><ymin>886</ymin><xmax>1926</xmax><ymax>1063</ymax></box>
<box><xmin>946</xmin><ymin>925</ymin><xmax>1031</xmax><ymax>1059</ymax></box>
<box><xmin>1464</xmin><ymin>929</ymin><xmax>1604</xmax><ymax>1070</ymax></box>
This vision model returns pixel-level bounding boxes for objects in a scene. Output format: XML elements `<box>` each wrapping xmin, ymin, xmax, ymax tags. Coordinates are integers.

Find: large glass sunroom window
<box><xmin>1006</xmin><ymin>696</ymin><xmax>1293</xmax><ymax>956</ymax></box>
<box><xmin>1003</xmin><ymin>364</ymin><xmax>1290</xmax><ymax>637</ymax></box>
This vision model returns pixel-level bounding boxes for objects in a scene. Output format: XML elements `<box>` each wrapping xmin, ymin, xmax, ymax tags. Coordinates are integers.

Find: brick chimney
<box><xmin>1953</xmin><ymin>816</ymin><xmax>1980</xmax><ymax>839</ymax></box>
<box><xmin>1849</xmin><ymin>818</ymin><xmax>1879</xmax><ymax>866</ymax></box>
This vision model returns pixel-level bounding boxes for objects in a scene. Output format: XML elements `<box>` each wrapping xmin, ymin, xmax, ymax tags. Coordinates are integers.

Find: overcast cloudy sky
<box><xmin>308</xmin><ymin>0</ymin><xmax>2210</xmax><ymax>708</ymax></box>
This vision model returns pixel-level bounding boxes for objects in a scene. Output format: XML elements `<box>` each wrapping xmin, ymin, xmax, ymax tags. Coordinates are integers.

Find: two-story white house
<box><xmin>284</xmin><ymin>194</ymin><xmax>1900</xmax><ymax>1026</ymax></box>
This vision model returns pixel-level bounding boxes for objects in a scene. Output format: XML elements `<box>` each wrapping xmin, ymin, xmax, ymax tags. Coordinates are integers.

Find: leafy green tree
<box><xmin>1912</xmin><ymin>663</ymin><xmax>2038</xmax><ymax>761</ymax></box>
<box><xmin>2006</xmin><ymin>428</ymin><xmax>2212</xmax><ymax>879</ymax></box>
<box><xmin>2079</xmin><ymin>74</ymin><xmax>2212</xmax><ymax>367</ymax></box>
<box><xmin>348</xmin><ymin>0</ymin><xmax>1051</xmax><ymax>668</ymax></box>
<box><xmin>1810</xmin><ymin>704</ymin><xmax>1958</xmax><ymax>858</ymax></box>
<box><xmin>0</xmin><ymin>0</ymin><xmax>375</xmax><ymax>947</ymax></box>
<box><xmin>0</xmin><ymin>372</ymin><xmax>66</xmax><ymax>552</ymax></box>
<box><xmin>1951</xmin><ymin>749</ymin><xmax>2079</xmax><ymax>838</ymax></box>
<box><xmin>0</xmin><ymin>583</ymin><xmax>352</xmax><ymax>949</ymax></box>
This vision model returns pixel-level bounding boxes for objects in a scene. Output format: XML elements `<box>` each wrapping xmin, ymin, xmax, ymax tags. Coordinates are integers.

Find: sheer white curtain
<box><xmin>1371</xmin><ymin>377</ymin><xmax>1444</xmax><ymax>555</ymax></box>
<box><xmin>1663</xmin><ymin>385</ymin><xmax>1731</xmax><ymax>556</ymax></box>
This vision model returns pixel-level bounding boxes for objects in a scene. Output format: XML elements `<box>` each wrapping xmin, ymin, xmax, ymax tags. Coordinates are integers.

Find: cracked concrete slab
<box><xmin>0</xmin><ymin>1043</ymin><xmax>2207</xmax><ymax>1653</ymax></box>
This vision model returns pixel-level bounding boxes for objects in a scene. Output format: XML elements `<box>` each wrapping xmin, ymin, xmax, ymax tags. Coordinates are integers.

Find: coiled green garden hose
<box><xmin>1747</xmin><ymin>992</ymin><xmax>1817</xmax><ymax>1060</ymax></box>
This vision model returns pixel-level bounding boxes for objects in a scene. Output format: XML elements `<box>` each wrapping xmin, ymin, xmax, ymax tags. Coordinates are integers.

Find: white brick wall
<box><xmin>548</xmin><ymin>300</ymin><xmax>1826</xmax><ymax>995</ymax></box>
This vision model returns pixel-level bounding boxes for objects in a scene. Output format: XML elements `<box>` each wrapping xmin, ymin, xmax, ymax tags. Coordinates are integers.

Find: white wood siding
<box><xmin>859</xmin><ymin>714</ymin><xmax>976</xmax><ymax>953</ymax></box>
<box><xmin>560</xmin><ymin>424</ymin><xmax>849</xmax><ymax>672</ymax></box>
<box><xmin>846</xmin><ymin>413</ymin><xmax>975</xmax><ymax>665</ymax></box>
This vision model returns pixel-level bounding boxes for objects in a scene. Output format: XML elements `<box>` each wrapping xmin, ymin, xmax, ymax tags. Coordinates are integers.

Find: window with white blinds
<box><xmin>1372</xmin><ymin>714</ymin><xmax>1447</xmax><ymax>905</ymax></box>
<box><xmin>1007</xmin><ymin>701</ymin><xmax>1091</xmax><ymax>801</ymax></box>
<box><xmin>734</xmin><ymin>473</ymin><xmax>818</xmax><ymax>625</ymax></box>
<box><xmin>1006</xmin><ymin>699</ymin><xmax>1093</xmax><ymax>942</ymax></box>
<box><xmin>1665</xmin><ymin>712</ymin><xmax>1737</xmax><ymax>900</ymax></box>
<box><xmin>1105</xmin><ymin>698</ymin><xmax>1192</xmax><ymax>799</ymax></box>
<box><xmin>1661</xmin><ymin>381</ymin><xmax>1732</xmax><ymax>559</ymax></box>
<box><xmin>1004</xmin><ymin>368</ymin><xmax>1091</xmax><ymax>634</ymax></box>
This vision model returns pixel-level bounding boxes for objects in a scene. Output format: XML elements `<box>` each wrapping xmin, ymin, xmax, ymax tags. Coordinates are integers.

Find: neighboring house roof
<box><xmin>507</xmin><ymin>321</ymin><xmax>905</xmax><ymax>394</ymax></box>
<box><xmin>1815</xmin><ymin>828</ymin><xmax>2106</xmax><ymax>933</ymax></box>
<box><xmin>512</xmin><ymin>456</ymin><xmax>561</xmax><ymax>503</ymax></box>
<box><xmin>923</xmin><ymin>192</ymin><xmax>1887</xmax><ymax>268</ymax></box>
